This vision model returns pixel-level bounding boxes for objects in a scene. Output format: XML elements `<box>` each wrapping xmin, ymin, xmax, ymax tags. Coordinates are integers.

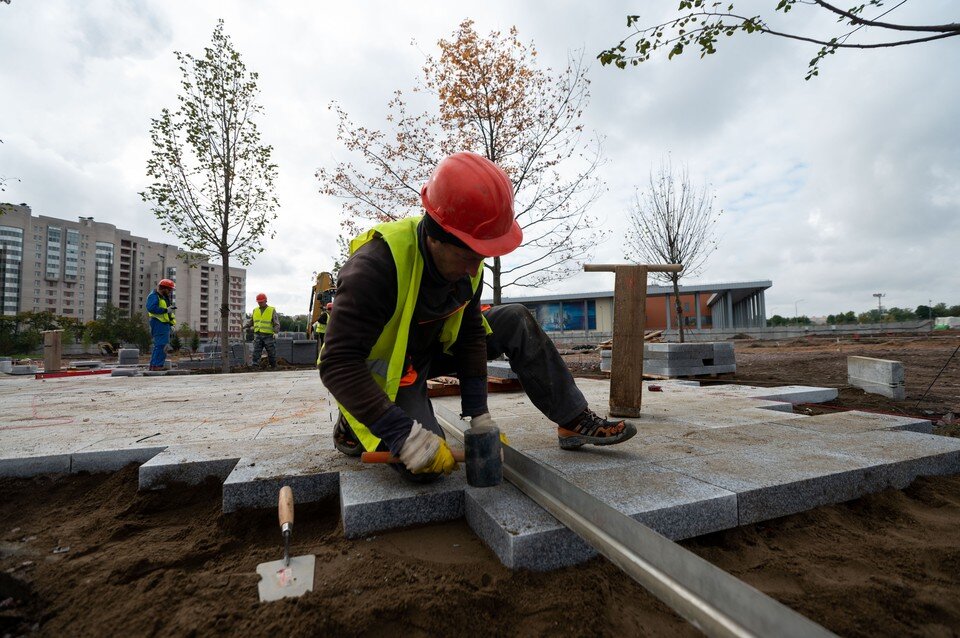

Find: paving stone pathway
<box><xmin>2</xmin><ymin>370</ymin><xmax>957</xmax><ymax>571</ymax></box>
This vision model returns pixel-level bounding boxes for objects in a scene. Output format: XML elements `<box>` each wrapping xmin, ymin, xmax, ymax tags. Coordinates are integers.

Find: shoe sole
<box><xmin>558</xmin><ymin>422</ymin><xmax>638</xmax><ymax>450</ymax></box>
<box><xmin>334</xmin><ymin>440</ymin><xmax>363</xmax><ymax>457</ymax></box>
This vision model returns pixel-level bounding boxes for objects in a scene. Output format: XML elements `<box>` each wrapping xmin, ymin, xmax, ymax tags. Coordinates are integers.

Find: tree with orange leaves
<box><xmin>318</xmin><ymin>20</ymin><xmax>605</xmax><ymax>304</ymax></box>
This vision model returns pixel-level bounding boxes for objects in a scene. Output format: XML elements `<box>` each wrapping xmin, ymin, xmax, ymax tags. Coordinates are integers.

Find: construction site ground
<box><xmin>2</xmin><ymin>334</ymin><xmax>959</xmax><ymax>637</ymax></box>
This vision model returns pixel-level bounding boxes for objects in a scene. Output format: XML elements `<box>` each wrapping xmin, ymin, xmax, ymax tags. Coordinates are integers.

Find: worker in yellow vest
<box><xmin>146</xmin><ymin>278</ymin><xmax>177</xmax><ymax>371</ymax></box>
<box><xmin>245</xmin><ymin>293</ymin><xmax>280</xmax><ymax>369</ymax></box>
<box><xmin>320</xmin><ymin>152</ymin><xmax>636</xmax><ymax>484</ymax></box>
<box><xmin>313</xmin><ymin>302</ymin><xmax>332</xmax><ymax>345</ymax></box>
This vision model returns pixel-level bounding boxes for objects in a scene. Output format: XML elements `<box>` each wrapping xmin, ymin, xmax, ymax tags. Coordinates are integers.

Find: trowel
<box><xmin>256</xmin><ymin>486</ymin><xmax>315</xmax><ymax>602</ymax></box>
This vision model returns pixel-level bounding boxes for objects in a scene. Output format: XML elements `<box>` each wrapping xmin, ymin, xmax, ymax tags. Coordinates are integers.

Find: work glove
<box><xmin>470</xmin><ymin>413</ymin><xmax>510</xmax><ymax>447</ymax></box>
<box><xmin>399</xmin><ymin>422</ymin><xmax>458</xmax><ymax>475</ymax></box>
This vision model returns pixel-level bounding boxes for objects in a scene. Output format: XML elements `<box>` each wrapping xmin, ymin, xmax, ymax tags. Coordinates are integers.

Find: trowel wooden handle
<box><xmin>278</xmin><ymin>486</ymin><xmax>294</xmax><ymax>528</ymax></box>
<box><xmin>361</xmin><ymin>450</ymin><xmax>466</xmax><ymax>463</ymax></box>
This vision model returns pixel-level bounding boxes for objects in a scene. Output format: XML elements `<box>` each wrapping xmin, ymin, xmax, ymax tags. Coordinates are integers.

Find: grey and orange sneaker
<box><xmin>558</xmin><ymin>409</ymin><xmax>637</xmax><ymax>450</ymax></box>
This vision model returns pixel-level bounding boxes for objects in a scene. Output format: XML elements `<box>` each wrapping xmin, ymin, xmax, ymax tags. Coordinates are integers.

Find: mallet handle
<box><xmin>361</xmin><ymin>450</ymin><xmax>466</xmax><ymax>464</ymax></box>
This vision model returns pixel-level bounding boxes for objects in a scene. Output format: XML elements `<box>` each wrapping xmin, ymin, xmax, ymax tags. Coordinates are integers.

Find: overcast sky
<box><xmin>2</xmin><ymin>1</ymin><xmax>957</xmax><ymax>319</ymax></box>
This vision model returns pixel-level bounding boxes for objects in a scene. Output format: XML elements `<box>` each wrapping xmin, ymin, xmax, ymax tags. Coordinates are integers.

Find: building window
<box><xmin>0</xmin><ymin>225</ymin><xmax>24</xmax><ymax>316</ymax></box>
<box><xmin>94</xmin><ymin>241</ymin><xmax>115</xmax><ymax>319</ymax></box>
<box><xmin>45</xmin><ymin>226</ymin><xmax>62</xmax><ymax>281</ymax></box>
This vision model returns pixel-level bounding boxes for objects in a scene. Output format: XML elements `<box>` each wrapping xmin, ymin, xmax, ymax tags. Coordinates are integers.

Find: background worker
<box><xmin>146</xmin><ymin>278</ymin><xmax>177</xmax><ymax>371</ymax></box>
<box><xmin>313</xmin><ymin>302</ymin><xmax>331</xmax><ymax>346</ymax></box>
<box><xmin>320</xmin><ymin>152</ymin><xmax>635</xmax><ymax>482</ymax></box>
<box><xmin>244</xmin><ymin>293</ymin><xmax>280</xmax><ymax>369</ymax></box>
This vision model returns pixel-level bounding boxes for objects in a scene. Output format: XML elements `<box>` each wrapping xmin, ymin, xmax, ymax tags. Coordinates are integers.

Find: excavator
<box><xmin>306</xmin><ymin>271</ymin><xmax>336</xmax><ymax>339</ymax></box>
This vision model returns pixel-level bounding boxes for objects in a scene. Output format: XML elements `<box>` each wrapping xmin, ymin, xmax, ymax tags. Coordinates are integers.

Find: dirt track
<box><xmin>2</xmin><ymin>336</ymin><xmax>959</xmax><ymax>637</ymax></box>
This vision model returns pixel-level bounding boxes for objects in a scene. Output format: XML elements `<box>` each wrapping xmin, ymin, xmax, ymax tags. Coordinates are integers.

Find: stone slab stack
<box><xmin>487</xmin><ymin>360</ymin><xmax>518</xmax><ymax>380</ymax></box>
<box><xmin>271</xmin><ymin>338</ymin><xmax>293</xmax><ymax>363</ymax></box>
<box><xmin>642</xmin><ymin>342</ymin><xmax>736</xmax><ymax>378</ymax></box>
<box><xmin>847</xmin><ymin>356</ymin><xmax>905</xmax><ymax>400</ymax></box>
<box><xmin>118</xmin><ymin>348</ymin><xmax>140</xmax><ymax>366</ymax></box>
<box><xmin>290</xmin><ymin>340</ymin><xmax>319</xmax><ymax>365</ymax></box>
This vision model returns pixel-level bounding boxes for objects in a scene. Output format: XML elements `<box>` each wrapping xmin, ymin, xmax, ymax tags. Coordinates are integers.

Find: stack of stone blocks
<box><xmin>643</xmin><ymin>342</ymin><xmax>736</xmax><ymax>377</ymax></box>
<box><xmin>847</xmin><ymin>356</ymin><xmax>906</xmax><ymax>400</ymax></box>
<box><xmin>117</xmin><ymin>348</ymin><xmax>140</xmax><ymax>365</ymax></box>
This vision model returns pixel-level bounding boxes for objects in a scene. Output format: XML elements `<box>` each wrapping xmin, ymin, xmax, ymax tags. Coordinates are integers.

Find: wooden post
<box><xmin>42</xmin><ymin>329</ymin><xmax>63</xmax><ymax>373</ymax></box>
<box><xmin>584</xmin><ymin>264</ymin><xmax>683</xmax><ymax>417</ymax></box>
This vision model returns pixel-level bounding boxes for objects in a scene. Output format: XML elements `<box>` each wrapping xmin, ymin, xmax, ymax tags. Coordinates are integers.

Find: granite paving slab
<box><xmin>340</xmin><ymin>468</ymin><xmax>467</xmax><ymax>539</ymax></box>
<box><xmin>464</xmin><ymin>481</ymin><xmax>595</xmax><ymax>571</ymax></box>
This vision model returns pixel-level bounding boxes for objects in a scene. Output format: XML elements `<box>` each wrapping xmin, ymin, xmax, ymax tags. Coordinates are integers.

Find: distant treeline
<box><xmin>767</xmin><ymin>302</ymin><xmax>959</xmax><ymax>327</ymax></box>
<box><xmin>0</xmin><ymin>302</ymin><xmax>201</xmax><ymax>356</ymax></box>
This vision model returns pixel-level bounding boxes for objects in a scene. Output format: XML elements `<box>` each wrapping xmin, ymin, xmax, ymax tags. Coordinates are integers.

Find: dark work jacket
<box><xmin>319</xmin><ymin>219</ymin><xmax>487</xmax><ymax>428</ymax></box>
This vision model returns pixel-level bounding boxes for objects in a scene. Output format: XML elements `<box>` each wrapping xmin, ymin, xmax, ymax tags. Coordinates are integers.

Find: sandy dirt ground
<box><xmin>2</xmin><ymin>335</ymin><xmax>959</xmax><ymax>637</ymax></box>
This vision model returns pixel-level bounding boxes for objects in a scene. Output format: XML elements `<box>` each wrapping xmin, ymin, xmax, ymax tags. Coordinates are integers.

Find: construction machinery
<box><xmin>306</xmin><ymin>271</ymin><xmax>336</xmax><ymax>339</ymax></box>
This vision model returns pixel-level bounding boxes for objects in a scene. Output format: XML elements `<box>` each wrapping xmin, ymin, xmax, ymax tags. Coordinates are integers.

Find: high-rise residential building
<box><xmin>0</xmin><ymin>203</ymin><xmax>246</xmax><ymax>338</ymax></box>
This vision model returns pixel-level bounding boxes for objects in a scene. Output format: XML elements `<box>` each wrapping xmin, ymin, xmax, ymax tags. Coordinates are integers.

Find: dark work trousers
<box><xmin>391</xmin><ymin>303</ymin><xmax>588</xmax><ymax>442</ymax></box>
<box><xmin>252</xmin><ymin>333</ymin><xmax>277</xmax><ymax>367</ymax></box>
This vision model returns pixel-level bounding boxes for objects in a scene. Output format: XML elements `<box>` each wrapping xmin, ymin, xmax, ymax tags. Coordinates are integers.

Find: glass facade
<box><xmin>0</xmin><ymin>226</ymin><xmax>24</xmax><ymax>316</ymax></box>
<box><xmin>45</xmin><ymin>226</ymin><xmax>62</xmax><ymax>280</ymax></box>
<box><xmin>526</xmin><ymin>300</ymin><xmax>597</xmax><ymax>332</ymax></box>
<box><xmin>64</xmin><ymin>229</ymin><xmax>80</xmax><ymax>280</ymax></box>
<box><xmin>94</xmin><ymin>241</ymin><xmax>114</xmax><ymax>318</ymax></box>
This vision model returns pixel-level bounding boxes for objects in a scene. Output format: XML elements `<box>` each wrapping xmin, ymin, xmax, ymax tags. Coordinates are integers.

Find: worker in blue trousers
<box><xmin>146</xmin><ymin>278</ymin><xmax>177</xmax><ymax>371</ymax></box>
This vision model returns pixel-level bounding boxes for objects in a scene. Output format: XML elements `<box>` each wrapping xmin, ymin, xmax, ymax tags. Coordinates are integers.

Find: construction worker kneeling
<box><xmin>319</xmin><ymin>152</ymin><xmax>635</xmax><ymax>483</ymax></box>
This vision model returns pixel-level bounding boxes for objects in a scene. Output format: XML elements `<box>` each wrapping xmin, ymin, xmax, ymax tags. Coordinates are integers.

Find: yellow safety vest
<box><xmin>252</xmin><ymin>306</ymin><xmax>275</xmax><ymax>334</ymax></box>
<box><xmin>148</xmin><ymin>295</ymin><xmax>176</xmax><ymax>325</ymax></box>
<box><xmin>329</xmin><ymin>216</ymin><xmax>489</xmax><ymax>452</ymax></box>
<box><xmin>317</xmin><ymin>315</ymin><xmax>327</xmax><ymax>334</ymax></box>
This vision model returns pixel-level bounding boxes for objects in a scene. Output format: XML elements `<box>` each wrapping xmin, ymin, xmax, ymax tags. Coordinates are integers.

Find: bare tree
<box><xmin>318</xmin><ymin>20</ymin><xmax>606</xmax><ymax>304</ymax></box>
<box><xmin>625</xmin><ymin>159</ymin><xmax>720</xmax><ymax>342</ymax></box>
<box><xmin>141</xmin><ymin>20</ymin><xmax>278</xmax><ymax>372</ymax></box>
<box><xmin>599</xmin><ymin>1</ymin><xmax>960</xmax><ymax>80</ymax></box>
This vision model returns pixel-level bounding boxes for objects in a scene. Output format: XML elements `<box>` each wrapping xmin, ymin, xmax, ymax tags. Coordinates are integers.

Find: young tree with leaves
<box><xmin>318</xmin><ymin>20</ymin><xmax>605</xmax><ymax>304</ymax></box>
<box><xmin>625</xmin><ymin>159</ymin><xmax>720</xmax><ymax>342</ymax></box>
<box><xmin>599</xmin><ymin>1</ymin><xmax>959</xmax><ymax>80</ymax></box>
<box><xmin>141</xmin><ymin>20</ymin><xmax>278</xmax><ymax>373</ymax></box>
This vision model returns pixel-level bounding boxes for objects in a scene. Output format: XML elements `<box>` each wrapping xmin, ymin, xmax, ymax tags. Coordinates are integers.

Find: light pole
<box><xmin>873</xmin><ymin>293</ymin><xmax>885</xmax><ymax>325</ymax></box>
<box><xmin>794</xmin><ymin>299</ymin><xmax>804</xmax><ymax>326</ymax></box>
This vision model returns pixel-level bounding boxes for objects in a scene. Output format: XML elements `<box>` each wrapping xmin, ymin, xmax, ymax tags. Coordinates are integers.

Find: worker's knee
<box><xmin>489</xmin><ymin>303</ymin><xmax>540</xmax><ymax>335</ymax></box>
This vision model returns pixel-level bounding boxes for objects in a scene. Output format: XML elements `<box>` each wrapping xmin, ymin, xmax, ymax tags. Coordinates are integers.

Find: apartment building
<box><xmin>0</xmin><ymin>204</ymin><xmax>246</xmax><ymax>338</ymax></box>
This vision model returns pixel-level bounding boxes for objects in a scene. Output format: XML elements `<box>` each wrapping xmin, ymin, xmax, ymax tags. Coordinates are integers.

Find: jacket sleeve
<box><xmin>452</xmin><ymin>273</ymin><xmax>488</xmax><ymax>378</ymax></box>
<box><xmin>145</xmin><ymin>292</ymin><xmax>162</xmax><ymax>315</ymax></box>
<box><xmin>273</xmin><ymin>311</ymin><xmax>281</xmax><ymax>332</ymax></box>
<box><xmin>453</xmin><ymin>272</ymin><xmax>489</xmax><ymax>417</ymax></box>
<box><xmin>319</xmin><ymin>240</ymin><xmax>399</xmax><ymax>426</ymax></box>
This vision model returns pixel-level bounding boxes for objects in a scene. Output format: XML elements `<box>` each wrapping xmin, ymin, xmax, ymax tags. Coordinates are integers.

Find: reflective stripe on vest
<box><xmin>148</xmin><ymin>296</ymin><xmax>175</xmax><ymax>324</ymax></box>
<box><xmin>331</xmin><ymin>216</ymin><xmax>490</xmax><ymax>452</ymax></box>
<box><xmin>253</xmin><ymin>306</ymin><xmax>275</xmax><ymax>334</ymax></box>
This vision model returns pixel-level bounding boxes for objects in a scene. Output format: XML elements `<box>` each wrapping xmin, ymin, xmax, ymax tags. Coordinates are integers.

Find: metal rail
<box><xmin>435</xmin><ymin>405</ymin><xmax>836</xmax><ymax>638</ymax></box>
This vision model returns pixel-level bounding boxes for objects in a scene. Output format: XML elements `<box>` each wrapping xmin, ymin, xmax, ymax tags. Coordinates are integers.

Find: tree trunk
<box><xmin>671</xmin><ymin>274</ymin><xmax>685</xmax><ymax>343</ymax></box>
<box><xmin>220</xmin><ymin>252</ymin><xmax>231</xmax><ymax>374</ymax></box>
<box><xmin>492</xmin><ymin>257</ymin><xmax>502</xmax><ymax>305</ymax></box>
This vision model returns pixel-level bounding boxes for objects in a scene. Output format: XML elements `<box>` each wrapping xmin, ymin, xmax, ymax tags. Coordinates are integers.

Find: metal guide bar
<box><xmin>434</xmin><ymin>405</ymin><xmax>835</xmax><ymax>638</ymax></box>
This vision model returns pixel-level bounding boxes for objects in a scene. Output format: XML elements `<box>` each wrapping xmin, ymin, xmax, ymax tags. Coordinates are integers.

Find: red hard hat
<box><xmin>420</xmin><ymin>152</ymin><xmax>522</xmax><ymax>258</ymax></box>
<box><xmin>325</xmin><ymin>302</ymin><xmax>333</xmax><ymax>311</ymax></box>
<box><xmin>256</xmin><ymin>293</ymin><xmax>267</xmax><ymax>303</ymax></box>
<box><xmin>158</xmin><ymin>278</ymin><xmax>175</xmax><ymax>290</ymax></box>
